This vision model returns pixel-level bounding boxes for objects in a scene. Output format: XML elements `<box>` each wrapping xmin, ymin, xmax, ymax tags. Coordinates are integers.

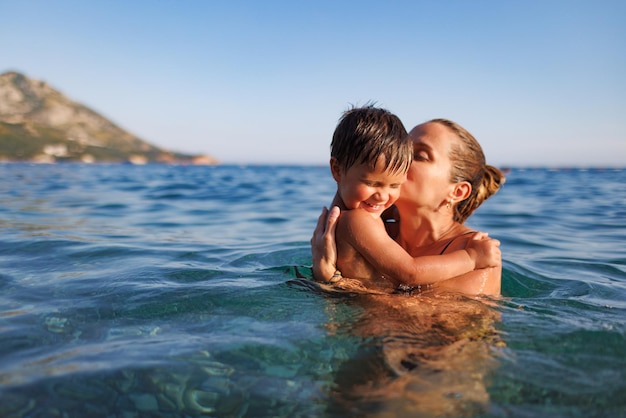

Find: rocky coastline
<box><xmin>0</xmin><ymin>71</ymin><xmax>218</xmax><ymax>165</ymax></box>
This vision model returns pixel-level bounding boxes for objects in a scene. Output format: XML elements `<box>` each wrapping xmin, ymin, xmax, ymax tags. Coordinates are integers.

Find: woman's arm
<box><xmin>310</xmin><ymin>206</ymin><xmax>340</xmax><ymax>282</ymax></box>
<box><xmin>433</xmin><ymin>266</ymin><xmax>501</xmax><ymax>296</ymax></box>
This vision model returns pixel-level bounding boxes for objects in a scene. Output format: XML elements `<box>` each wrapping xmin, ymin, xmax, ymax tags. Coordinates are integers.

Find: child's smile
<box><xmin>337</xmin><ymin>158</ymin><xmax>407</xmax><ymax>216</ymax></box>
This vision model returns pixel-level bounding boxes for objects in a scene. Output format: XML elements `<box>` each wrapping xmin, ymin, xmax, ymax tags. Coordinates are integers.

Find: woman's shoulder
<box><xmin>454</xmin><ymin>225</ymin><xmax>480</xmax><ymax>239</ymax></box>
<box><xmin>439</xmin><ymin>227</ymin><xmax>480</xmax><ymax>253</ymax></box>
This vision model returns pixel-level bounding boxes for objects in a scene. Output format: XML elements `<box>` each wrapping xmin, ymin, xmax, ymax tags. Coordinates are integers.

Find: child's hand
<box><xmin>466</xmin><ymin>232</ymin><xmax>501</xmax><ymax>269</ymax></box>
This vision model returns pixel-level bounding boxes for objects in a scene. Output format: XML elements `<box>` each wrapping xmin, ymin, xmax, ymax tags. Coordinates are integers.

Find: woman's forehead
<box><xmin>411</xmin><ymin>122</ymin><xmax>447</xmax><ymax>138</ymax></box>
<box><xmin>411</xmin><ymin>123</ymin><xmax>455</xmax><ymax>148</ymax></box>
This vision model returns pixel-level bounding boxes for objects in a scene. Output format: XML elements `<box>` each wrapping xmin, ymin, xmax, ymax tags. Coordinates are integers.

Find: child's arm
<box><xmin>466</xmin><ymin>233</ymin><xmax>501</xmax><ymax>269</ymax></box>
<box><xmin>340</xmin><ymin>210</ymin><xmax>500</xmax><ymax>286</ymax></box>
<box><xmin>430</xmin><ymin>233</ymin><xmax>502</xmax><ymax>296</ymax></box>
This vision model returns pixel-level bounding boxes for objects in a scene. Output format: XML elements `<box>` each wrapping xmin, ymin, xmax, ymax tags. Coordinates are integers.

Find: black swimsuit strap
<box><xmin>439</xmin><ymin>231</ymin><xmax>477</xmax><ymax>255</ymax></box>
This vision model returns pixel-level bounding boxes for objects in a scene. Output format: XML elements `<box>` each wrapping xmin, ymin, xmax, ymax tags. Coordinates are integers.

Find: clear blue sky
<box><xmin>2</xmin><ymin>0</ymin><xmax>624</xmax><ymax>166</ymax></box>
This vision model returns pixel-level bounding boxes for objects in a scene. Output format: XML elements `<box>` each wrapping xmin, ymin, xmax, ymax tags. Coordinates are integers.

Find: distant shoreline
<box><xmin>0</xmin><ymin>160</ymin><xmax>623</xmax><ymax>171</ymax></box>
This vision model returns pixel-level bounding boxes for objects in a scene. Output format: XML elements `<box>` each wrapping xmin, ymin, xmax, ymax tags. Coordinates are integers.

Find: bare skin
<box><xmin>312</xmin><ymin>121</ymin><xmax>502</xmax><ymax>296</ymax></box>
<box><xmin>326</xmin><ymin>156</ymin><xmax>500</xmax><ymax>291</ymax></box>
<box><xmin>312</xmin><ymin>119</ymin><xmax>505</xmax><ymax>415</ymax></box>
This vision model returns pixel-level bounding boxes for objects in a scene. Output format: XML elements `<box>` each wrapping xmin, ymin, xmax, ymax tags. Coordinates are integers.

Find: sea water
<box><xmin>0</xmin><ymin>164</ymin><xmax>624</xmax><ymax>417</ymax></box>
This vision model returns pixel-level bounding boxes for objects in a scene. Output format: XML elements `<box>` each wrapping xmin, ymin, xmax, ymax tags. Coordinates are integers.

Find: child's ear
<box><xmin>330</xmin><ymin>157</ymin><xmax>342</xmax><ymax>182</ymax></box>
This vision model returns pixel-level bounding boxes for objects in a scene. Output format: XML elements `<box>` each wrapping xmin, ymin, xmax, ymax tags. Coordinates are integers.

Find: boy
<box><xmin>316</xmin><ymin>105</ymin><xmax>498</xmax><ymax>291</ymax></box>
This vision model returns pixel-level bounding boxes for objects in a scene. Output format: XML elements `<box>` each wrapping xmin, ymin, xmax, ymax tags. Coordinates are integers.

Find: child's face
<box><xmin>336</xmin><ymin>157</ymin><xmax>407</xmax><ymax>216</ymax></box>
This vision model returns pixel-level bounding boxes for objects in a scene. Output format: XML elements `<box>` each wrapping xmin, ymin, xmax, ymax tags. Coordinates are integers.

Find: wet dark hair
<box><xmin>331</xmin><ymin>105</ymin><xmax>411</xmax><ymax>174</ymax></box>
<box><xmin>429</xmin><ymin>118</ymin><xmax>505</xmax><ymax>223</ymax></box>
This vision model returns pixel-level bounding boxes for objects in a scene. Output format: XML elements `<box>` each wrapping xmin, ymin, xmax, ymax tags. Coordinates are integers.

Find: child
<box><xmin>315</xmin><ymin>105</ymin><xmax>499</xmax><ymax>291</ymax></box>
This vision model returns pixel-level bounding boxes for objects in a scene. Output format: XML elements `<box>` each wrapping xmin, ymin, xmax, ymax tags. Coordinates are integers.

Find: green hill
<box><xmin>0</xmin><ymin>71</ymin><xmax>217</xmax><ymax>164</ymax></box>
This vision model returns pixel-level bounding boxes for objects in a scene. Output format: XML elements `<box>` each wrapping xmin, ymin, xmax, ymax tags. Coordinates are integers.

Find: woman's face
<box><xmin>396</xmin><ymin>122</ymin><xmax>456</xmax><ymax>211</ymax></box>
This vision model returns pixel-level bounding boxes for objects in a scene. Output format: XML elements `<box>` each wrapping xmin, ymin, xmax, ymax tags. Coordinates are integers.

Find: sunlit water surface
<box><xmin>0</xmin><ymin>164</ymin><xmax>624</xmax><ymax>417</ymax></box>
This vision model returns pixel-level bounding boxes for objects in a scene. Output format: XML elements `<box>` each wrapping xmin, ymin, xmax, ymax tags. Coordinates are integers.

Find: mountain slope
<box><xmin>0</xmin><ymin>71</ymin><xmax>217</xmax><ymax>164</ymax></box>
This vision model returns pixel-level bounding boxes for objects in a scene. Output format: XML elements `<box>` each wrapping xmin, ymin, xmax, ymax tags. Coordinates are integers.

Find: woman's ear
<box><xmin>452</xmin><ymin>181</ymin><xmax>472</xmax><ymax>202</ymax></box>
<box><xmin>330</xmin><ymin>157</ymin><xmax>342</xmax><ymax>182</ymax></box>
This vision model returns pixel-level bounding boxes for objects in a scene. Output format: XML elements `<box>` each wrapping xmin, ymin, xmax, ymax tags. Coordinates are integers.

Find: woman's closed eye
<box><xmin>414</xmin><ymin>150</ymin><xmax>430</xmax><ymax>161</ymax></box>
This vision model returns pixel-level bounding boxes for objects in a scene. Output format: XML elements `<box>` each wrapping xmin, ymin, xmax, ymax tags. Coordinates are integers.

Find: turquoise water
<box><xmin>0</xmin><ymin>164</ymin><xmax>624</xmax><ymax>417</ymax></box>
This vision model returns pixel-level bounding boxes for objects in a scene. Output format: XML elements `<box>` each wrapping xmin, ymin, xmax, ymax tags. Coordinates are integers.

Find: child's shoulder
<box><xmin>338</xmin><ymin>208</ymin><xmax>384</xmax><ymax>230</ymax></box>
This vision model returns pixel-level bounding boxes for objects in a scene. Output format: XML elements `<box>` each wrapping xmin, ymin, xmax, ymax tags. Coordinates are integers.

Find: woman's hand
<box><xmin>310</xmin><ymin>206</ymin><xmax>340</xmax><ymax>282</ymax></box>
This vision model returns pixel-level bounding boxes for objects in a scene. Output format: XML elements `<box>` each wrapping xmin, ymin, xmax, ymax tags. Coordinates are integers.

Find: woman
<box><xmin>312</xmin><ymin>118</ymin><xmax>505</xmax><ymax>296</ymax></box>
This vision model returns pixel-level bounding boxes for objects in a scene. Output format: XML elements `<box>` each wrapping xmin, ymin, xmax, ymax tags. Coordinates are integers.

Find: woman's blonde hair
<box><xmin>429</xmin><ymin>119</ymin><xmax>505</xmax><ymax>223</ymax></box>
